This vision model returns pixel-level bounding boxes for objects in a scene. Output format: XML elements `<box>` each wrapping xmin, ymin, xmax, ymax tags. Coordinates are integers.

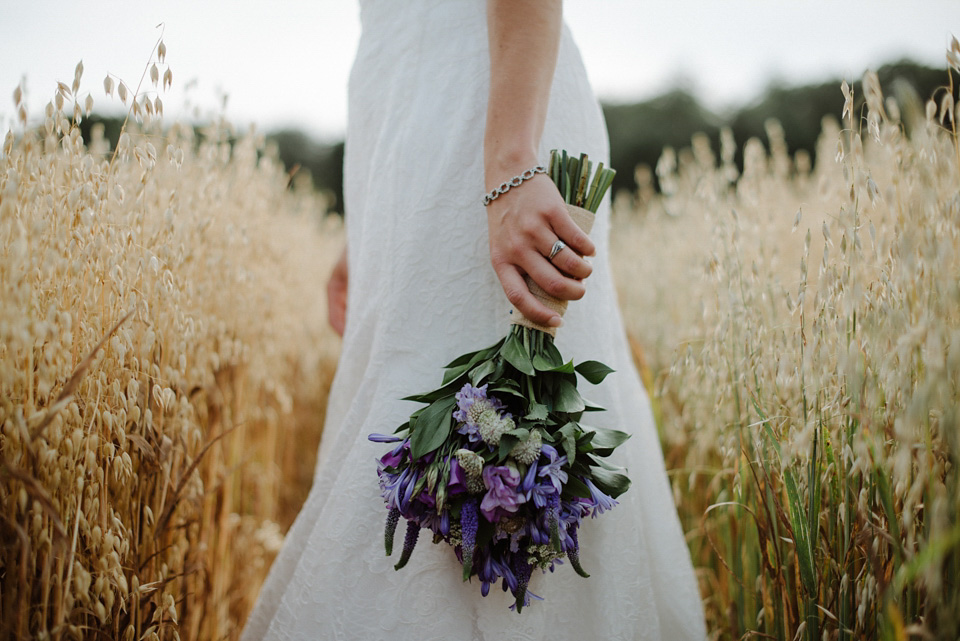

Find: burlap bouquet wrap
<box><xmin>510</xmin><ymin>203</ymin><xmax>595</xmax><ymax>337</ymax></box>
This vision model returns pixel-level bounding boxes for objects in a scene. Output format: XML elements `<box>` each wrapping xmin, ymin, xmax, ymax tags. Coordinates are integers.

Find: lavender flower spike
<box><xmin>394</xmin><ymin>520</ymin><xmax>421</xmax><ymax>571</ymax></box>
<box><xmin>512</xmin><ymin>552</ymin><xmax>534</xmax><ymax>613</ymax></box>
<box><xmin>567</xmin><ymin>526</ymin><xmax>590</xmax><ymax>578</ymax></box>
<box><xmin>547</xmin><ymin>491</ymin><xmax>561</xmax><ymax>552</ymax></box>
<box><xmin>461</xmin><ymin>498</ymin><xmax>479</xmax><ymax>581</ymax></box>
<box><xmin>384</xmin><ymin>507</ymin><xmax>401</xmax><ymax>556</ymax></box>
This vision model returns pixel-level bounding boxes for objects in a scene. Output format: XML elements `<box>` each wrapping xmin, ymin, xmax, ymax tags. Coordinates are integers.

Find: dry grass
<box><xmin>616</xmin><ymin>54</ymin><xmax>960</xmax><ymax>639</ymax></box>
<box><xmin>1</xmin><ymin>45</ymin><xmax>340</xmax><ymax>640</ymax></box>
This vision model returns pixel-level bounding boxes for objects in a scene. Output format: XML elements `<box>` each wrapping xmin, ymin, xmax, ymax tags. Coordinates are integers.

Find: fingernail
<box><xmin>548</xmin><ymin>316</ymin><xmax>563</xmax><ymax>328</ymax></box>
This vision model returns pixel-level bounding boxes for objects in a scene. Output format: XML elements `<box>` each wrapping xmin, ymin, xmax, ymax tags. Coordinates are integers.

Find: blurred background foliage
<box><xmin>77</xmin><ymin>59</ymin><xmax>953</xmax><ymax>213</ymax></box>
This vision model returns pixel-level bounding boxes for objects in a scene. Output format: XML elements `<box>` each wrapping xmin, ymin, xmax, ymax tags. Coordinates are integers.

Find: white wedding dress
<box><xmin>240</xmin><ymin>2</ymin><xmax>707</xmax><ymax>639</ymax></box>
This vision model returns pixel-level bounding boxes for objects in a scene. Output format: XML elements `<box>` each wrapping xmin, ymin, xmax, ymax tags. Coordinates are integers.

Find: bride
<box><xmin>241</xmin><ymin>1</ymin><xmax>707</xmax><ymax>639</ymax></box>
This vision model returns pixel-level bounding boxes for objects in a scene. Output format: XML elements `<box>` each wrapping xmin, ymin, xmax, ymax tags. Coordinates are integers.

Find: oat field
<box><xmin>2</xmin><ymin>40</ymin><xmax>959</xmax><ymax>640</ymax></box>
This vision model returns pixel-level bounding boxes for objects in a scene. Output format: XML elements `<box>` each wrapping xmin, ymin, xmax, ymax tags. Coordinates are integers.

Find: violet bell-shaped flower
<box><xmin>480</xmin><ymin>464</ymin><xmax>523</xmax><ymax>522</ymax></box>
<box><xmin>537</xmin><ymin>444</ymin><xmax>568</xmax><ymax>493</ymax></box>
<box><xmin>584</xmin><ymin>478</ymin><xmax>618</xmax><ymax>517</ymax></box>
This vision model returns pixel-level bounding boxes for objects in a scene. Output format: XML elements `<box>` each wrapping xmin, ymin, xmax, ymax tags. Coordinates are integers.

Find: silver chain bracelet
<box><xmin>483</xmin><ymin>164</ymin><xmax>547</xmax><ymax>206</ymax></box>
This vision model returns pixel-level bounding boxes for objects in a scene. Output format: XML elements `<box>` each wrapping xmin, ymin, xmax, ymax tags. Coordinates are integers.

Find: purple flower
<box><xmin>378</xmin><ymin>467</ymin><xmax>409</xmax><ymax>510</ymax></box>
<box><xmin>394</xmin><ymin>520</ymin><xmax>421</xmax><ymax>570</ymax></box>
<box><xmin>520</xmin><ymin>460</ymin><xmax>556</xmax><ymax>508</ymax></box>
<box><xmin>447</xmin><ymin>458</ymin><xmax>468</xmax><ymax>496</ymax></box>
<box><xmin>417</xmin><ymin>490</ymin><xmax>436</xmax><ymax>508</ymax></box>
<box><xmin>383</xmin><ymin>507</ymin><xmax>401</xmax><ymax>556</ymax></box>
<box><xmin>460</xmin><ymin>498</ymin><xmax>479</xmax><ymax>580</ymax></box>
<box><xmin>419</xmin><ymin>507</ymin><xmax>449</xmax><ymax>537</ymax></box>
<box><xmin>567</xmin><ymin>525</ymin><xmax>590</xmax><ymax>578</ymax></box>
<box><xmin>454</xmin><ymin>383</ymin><xmax>491</xmax><ymax>423</ymax></box>
<box><xmin>456</xmin><ymin>421</ymin><xmax>483</xmax><ymax>443</ymax></box>
<box><xmin>547</xmin><ymin>491</ymin><xmax>561</xmax><ymax>549</ymax></box>
<box><xmin>454</xmin><ymin>383</ymin><xmax>507</xmax><ymax>444</ymax></box>
<box><xmin>510</xmin><ymin>552</ymin><xmax>536</xmax><ymax>613</ymax></box>
<box><xmin>368</xmin><ymin>433</ymin><xmax>403</xmax><ymax>443</ymax></box>
<box><xmin>378</xmin><ymin>439</ymin><xmax>409</xmax><ymax>469</ymax></box>
<box><xmin>584</xmin><ymin>478</ymin><xmax>618</xmax><ymax>517</ymax></box>
<box><xmin>480</xmin><ymin>464</ymin><xmax>523</xmax><ymax>522</ymax></box>
<box><xmin>537</xmin><ymin>444</ymin><xmax>568</xmax><ymax>493</ymax></box>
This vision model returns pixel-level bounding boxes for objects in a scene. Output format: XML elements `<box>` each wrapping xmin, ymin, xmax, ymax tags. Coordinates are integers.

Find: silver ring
<box><xmin>548</xmin><ymin>240</ymin><xmax>566</xmax><ymax>261</ymax></box>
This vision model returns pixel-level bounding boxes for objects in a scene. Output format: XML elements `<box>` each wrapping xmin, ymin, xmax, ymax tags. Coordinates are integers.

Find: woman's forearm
<box><xmin>483</xmin><ymin>0</ymin><xmax>595</xmax><ymax>327</ymax></box>
<box><xmin>484</xmin><ymin>0</ymin><xmax>562</xmax><ymax>183</ymax></box>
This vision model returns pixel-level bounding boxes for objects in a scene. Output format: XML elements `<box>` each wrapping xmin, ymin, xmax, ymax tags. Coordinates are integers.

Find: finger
<box><xmin>497</xmin><ymin>265</ymin><xmax>563</xmax><ymax>327</ymax></box>
<box><xmin>548</xmin><ymin>207</ymin><xmax>596</xmax><ymax>257</ymax></box>
<box><xmin>522</xmin><ymin>252</ymin><xmax>586</xmax><ymax>301</ymax></box>
<box><xmin>548</xmin><ymin>244</ymin><xmax>592</xmax><ymax>280</ymax></box>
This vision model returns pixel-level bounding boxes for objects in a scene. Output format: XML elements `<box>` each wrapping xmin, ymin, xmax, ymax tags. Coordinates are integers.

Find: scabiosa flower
<box><xmin>478</xmin><ymin>408</ymin><xmax>513</xmax><ymax>446</ymax></box>
<box><xmin>584</xmin><ymin>478</ymin><xmax>618</xmax><ymax>517</ymax></box>
<box><xmin>460</xmin><ymin>497</ymin><xmax>479</xmax><ymax>581</ymax></box>
<box><xmin>454</xmin><ymin>383</ymin><xmax>507</xmax><ymax>443</ymax></box>
<box><xmin>511</xmin><ymin>429</ymin><xmax>542</xmax><ymax>464</ymax></box>
<box><xmin>454</xmin><ymin>383</ymin><xmax>499</xmax><ymax>422</ymax></box>
<box><xmin>455</xmin><ymin>448</ymin><xmax>486</xmax><ymax>494</ymax></box>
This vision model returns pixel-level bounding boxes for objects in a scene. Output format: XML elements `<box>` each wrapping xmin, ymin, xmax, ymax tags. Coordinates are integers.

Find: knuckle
<box><xmin>544</xmin><ymin>277</ymin><xmax>566</xmax><ymax>297</ymax></box>
<box><xmin>518</xmin><ymin>217</ymin><xmax>539</xmax><ymax>237</ymax></box>
<box><xmin>561</xmin><ymin>255</ymin><xmax>580</xmax><ymax>274</ymax></box>
<box><xmin>504</xmin><ymin>287</ymin><xmax>525</xmax><ymax>306</ymax></box>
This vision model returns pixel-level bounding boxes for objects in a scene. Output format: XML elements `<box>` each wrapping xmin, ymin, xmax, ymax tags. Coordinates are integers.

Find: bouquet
<box><xmin>368</xmin><ymin>150</ymin><xmax>629</xmax><ymax>611</ymax></box>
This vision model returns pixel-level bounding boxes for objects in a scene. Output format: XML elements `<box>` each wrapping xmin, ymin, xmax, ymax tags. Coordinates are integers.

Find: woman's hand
<box><xmin>486</xmin><ymin>170</ymin><xmax>595</xmax><ymax>327</ymax></box>
<box><xmin>327</xmin><ymin>246</ymin><xmax>348</xmax><ymax>337</ymax></box>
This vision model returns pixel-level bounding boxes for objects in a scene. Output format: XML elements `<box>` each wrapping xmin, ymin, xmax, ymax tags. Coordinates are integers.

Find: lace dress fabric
<box><xmin>240</xmin><ymin>1</ymin><xmax>707</xmax><ymax>639</ymax></box>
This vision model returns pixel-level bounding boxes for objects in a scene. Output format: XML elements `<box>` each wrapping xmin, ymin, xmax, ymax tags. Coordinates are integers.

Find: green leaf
<box><xmin>490</xmin><ymin>384</ymin><xmax>525</xmax><ymax>400</ymax></box>
<box><xmin>444</xmin><ymin>349</ymin><xmax>480</xmax><ymax>369</ymax></box>
<box><xmin>442</xmin><ymin>362</ymin><xmax>472</xmax><ymax>386</ymax></box>
<box><xmin>500</xmin><ymin>331</ymin><xmax>535</xmax><ymax>375</ymax></box>
<box><xmin>543</xmin><ymin>360</ymin><xmax>576</xmax><ymax>374</ymax></box>
<box><xmin>553</xmin><ymin>379</ymin><xmax>585</xmax><ymax>413</ymax></box>
<box><xmin>468</xmin><ymin>358</ymin><xmax>496</xmax><ymax>386</ymax></box>
<box><xmin>409</xmin><ymin>396</ymin><xmax>456</xmax><ymax>460</ymax></box>
<box><xmin>590</xmin><ymin>467</ymin><xmax>631</xmax><ymax>499</ymax></box>
<box><xmin>583</xmin><ymin>426</ymin><xmax>631</xmax><ymax>457</ymax></box>
<box><xmin>581</xmin><ymin>397</ymin><xmax>606</xmax><ymax>412</ymax></box>
<box><xmin>443</xmin><ymin>338</ymin><xmax>505</xmax><ymax>369</ymax></box>
<box><xmin>575</xmin><ymin>360</ymin><xmax>615</xmax><ymax>385</ymax></box>
<box><xmin>498</xmin><ymin>433</ymin><xmax>520</xmax><ymax>460</ymax></box>
<box><xmin>532</xmin><ymin>353</ymin><xmax>558</xmax><ymax>371</ymax></box>
<box><xmin>557</xmin><ymin>421</ymin><xmax>578</xmax><ymax>464</ymax></box>
<box><xmin>561</xmin><ymin>475</ymin><xmax>591</xmax><ymax>500</ymax></box>
<box><xmin>524</xmin><ymin>403</ymin><xmax>549</xmax><ymax>421</ymax></box>
<box><xmin>784</xmin><ymin>468</ymin><xmax>817</xmax><ymax>594</ymax></box>
<box><xmin>401</xmin><ymin>380</ymin><xmax>460</xmax><ymax>404</ymax></box>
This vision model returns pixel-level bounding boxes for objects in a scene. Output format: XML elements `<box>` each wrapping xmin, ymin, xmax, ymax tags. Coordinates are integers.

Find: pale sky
<box><xmin>1</xmin><ymin>1</ymin><xmax>956</xmax><ymax>140</ymax></box>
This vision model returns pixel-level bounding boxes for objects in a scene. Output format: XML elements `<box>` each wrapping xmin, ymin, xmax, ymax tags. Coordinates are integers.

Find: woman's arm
<box><xmin>485</xmin><ymin>0</ymin><xmax>596</xmax><ymax>328</ymax></box>
<box><xmin>327</xmin><ymin>246</ymin><xmax>348</xmax><ymax>337</ymax></box>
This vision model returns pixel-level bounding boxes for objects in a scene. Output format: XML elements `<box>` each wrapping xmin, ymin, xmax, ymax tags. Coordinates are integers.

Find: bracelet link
<box><xmin>483</xmin><ymin>164</ymin><xmax>547</xmax><ymax>206</ymax></box>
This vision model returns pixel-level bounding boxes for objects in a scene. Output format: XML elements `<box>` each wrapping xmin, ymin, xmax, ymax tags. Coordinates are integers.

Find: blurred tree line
<box><xmin>80</xmin><ymin>60</ymin><xmax>954</xmax><ymax>213</ymax></box>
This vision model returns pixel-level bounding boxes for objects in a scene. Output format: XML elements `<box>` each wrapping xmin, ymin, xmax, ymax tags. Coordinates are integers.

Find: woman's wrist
<box><xmin>484</xmin><ymin>145</ymin><xmax>540</xmax><ymax>190</ymax></box>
